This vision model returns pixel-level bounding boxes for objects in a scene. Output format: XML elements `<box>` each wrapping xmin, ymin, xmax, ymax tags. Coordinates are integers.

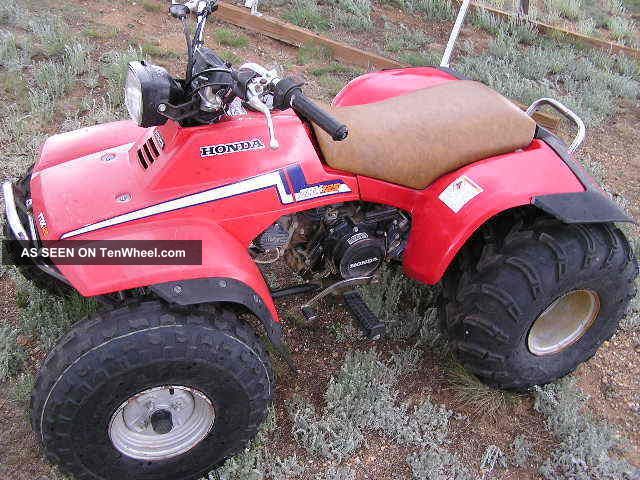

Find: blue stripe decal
<box><xmin>279</xmin><ymin>170</ymin><xmax>291</xmax><ymax>194</ymax></box>
<box><xmin>286</xmin><ymin>165</ymin><xmax>308</xmax><ymax>192</ymax></box>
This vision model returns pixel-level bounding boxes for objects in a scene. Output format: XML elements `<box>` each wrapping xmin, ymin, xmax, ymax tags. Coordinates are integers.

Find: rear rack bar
<box><xmin>526</xmin><ymin>98</ymin><xmax>586</xmax><ymax>153</ymax></box>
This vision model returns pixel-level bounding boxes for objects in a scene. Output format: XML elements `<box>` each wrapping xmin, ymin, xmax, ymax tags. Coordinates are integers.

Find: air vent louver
<box><xmin>137</xmin><ymin>135</ymin><xmax>161</xmax><ymax>170</ymax></box>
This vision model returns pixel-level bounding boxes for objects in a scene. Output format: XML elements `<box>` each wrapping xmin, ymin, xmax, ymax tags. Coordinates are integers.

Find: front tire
<box><xmin>443</xmin><ymin>217</ymin><xmax>638</xmax><ymax>390</ymax></box>
<box><xmin>31</xmin><ymin>301</ymin><xmax>273</xmax><ymax>480</ymax></box>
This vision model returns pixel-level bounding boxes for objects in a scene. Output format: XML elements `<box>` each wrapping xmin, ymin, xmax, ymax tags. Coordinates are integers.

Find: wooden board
<box><xmin>216</xmin><ymin>1</ymin><xmax>559</xmax><ymax>129</ymax></box>
<box><xmin>217</xmin><ymin>2</ymin><xmax>400</xmax><ymax>69</ymax></box>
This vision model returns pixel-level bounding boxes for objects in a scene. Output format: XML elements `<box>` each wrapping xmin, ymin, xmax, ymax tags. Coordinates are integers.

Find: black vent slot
<box><xmin>137</xmin><ymin>136</ymin><xmax>161</xmax><ymax>170</ymax></box>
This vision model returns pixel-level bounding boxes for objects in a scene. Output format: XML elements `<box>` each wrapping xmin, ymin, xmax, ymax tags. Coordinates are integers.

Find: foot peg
<box><xmin>343</xmin><ymin>290</ymin><xmax>385</xmax><ymax>340</ymax></box>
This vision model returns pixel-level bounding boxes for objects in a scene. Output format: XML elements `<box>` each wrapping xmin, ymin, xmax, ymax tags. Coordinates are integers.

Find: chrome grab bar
<box><xmin>526</xmin><ymin>98</ymin><xmax>586</xmax><ymax>154</ymax></box>
<box><xmin>2</xmin><ymin>181</ymin><xmax>29</xmax><ymax>241</ymax></box>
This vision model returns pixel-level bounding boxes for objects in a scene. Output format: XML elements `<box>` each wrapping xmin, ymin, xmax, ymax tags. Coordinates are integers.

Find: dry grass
<box><xmin>444</xmin><ymin>358</ymin><xmax>522</xmax><ymax>419</ymax></box>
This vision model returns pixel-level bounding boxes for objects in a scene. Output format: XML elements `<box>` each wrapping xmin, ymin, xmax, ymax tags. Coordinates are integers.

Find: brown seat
<box><xmin>313</xmin><ymin>80</ymin><xmax>536</xmax><ymax>190</ymax></box>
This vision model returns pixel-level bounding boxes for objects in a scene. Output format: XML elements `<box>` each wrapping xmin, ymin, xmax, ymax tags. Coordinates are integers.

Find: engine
<box><xmin>252</xmin><ymin>203</ymin><xmax>410</xmax><ymax>280</ymax></box>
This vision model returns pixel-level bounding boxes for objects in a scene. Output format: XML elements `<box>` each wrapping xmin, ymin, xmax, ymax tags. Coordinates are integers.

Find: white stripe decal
<box><xmin>61</xmin><ymin>171</ymin><xmax>294</xmax><ymax>239</ymax></box>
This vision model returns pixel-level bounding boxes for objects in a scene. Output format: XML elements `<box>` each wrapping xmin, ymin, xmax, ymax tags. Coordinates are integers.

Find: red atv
<box><xmin>3</xmin><ymin>1</ymin><xmax>637</xmax><ymax>479</ymax></box>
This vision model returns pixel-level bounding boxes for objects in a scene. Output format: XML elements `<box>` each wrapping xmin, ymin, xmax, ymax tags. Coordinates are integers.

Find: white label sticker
<box><xmin>438</xmin><ymin>175</ymin><xmax>483</xmax><ymax>213</ymax></box>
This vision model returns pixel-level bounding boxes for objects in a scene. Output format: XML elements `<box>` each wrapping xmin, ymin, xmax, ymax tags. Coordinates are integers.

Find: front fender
<box><xmin>56</xmin><ymin>217</ymin><xmax>279</xmax><ymax>324</ymax></box>
<box><xmin>36</xmin><ymin>121</ymin><xmax>146</xmax><ymax>171</ymax></box>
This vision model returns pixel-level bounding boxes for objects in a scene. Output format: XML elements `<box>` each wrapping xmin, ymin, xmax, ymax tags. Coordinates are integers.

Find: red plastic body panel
<box><xmin>37</xmin><ymin>121</ymin><xmax>146</xmax><ymax>170</ymax></box>
<box><xmin>30</xmin><ymin>111</ymin><xmax>359</xmax><ymax>310</ymax></box>
<box><xmin>395</xmin><ymin>140</ymin><xmax>584</xmax><ymax>284</ymax></box>
<box><xmin>30</xmin><ymin>66</ymin><xmax>590</xmax><ymax>321</ymax></box>
<box><xmin>333</xmin><ymin>67</ymin><xmax>458</xmax><ymax>106</ymax></box>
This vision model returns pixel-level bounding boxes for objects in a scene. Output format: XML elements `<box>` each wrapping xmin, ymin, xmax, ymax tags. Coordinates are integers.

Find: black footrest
<box><xmin>343</xmin><ymin>290</ymin><xmax>385</xmax><ymax>340</ymax></box>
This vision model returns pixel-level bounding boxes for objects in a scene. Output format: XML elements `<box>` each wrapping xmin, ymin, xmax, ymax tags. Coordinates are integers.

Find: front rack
<box><xmin>526</xmin><ymin>98</ymin><xmax>586</xmax><ymax>154</ymax></box>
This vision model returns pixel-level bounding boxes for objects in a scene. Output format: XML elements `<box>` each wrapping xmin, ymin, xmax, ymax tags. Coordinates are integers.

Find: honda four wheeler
<box><xmin>3</xmin><ymin>0</ymin><xmax>638</xmax><ymax>479</ymax></box>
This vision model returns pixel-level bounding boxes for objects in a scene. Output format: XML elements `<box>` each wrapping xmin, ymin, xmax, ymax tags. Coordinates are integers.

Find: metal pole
<box><xmin>440</xmin><ymin>0</ymin><xmax>472</xmax><ymax>68</ymax></box>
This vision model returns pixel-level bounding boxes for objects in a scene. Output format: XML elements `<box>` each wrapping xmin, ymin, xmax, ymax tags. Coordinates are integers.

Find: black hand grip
<box><xmin>291</xmin><ymin>94</ymin><xmax>348</xmax><ymax>141</ymax></box>
<box><xmin>273</xmin><ymin>78</ymin><xmax>348</xmax><ymax>141</ymax></box>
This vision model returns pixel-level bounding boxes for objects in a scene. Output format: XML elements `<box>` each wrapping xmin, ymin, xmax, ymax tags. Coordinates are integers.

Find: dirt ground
<box><xmin>1</xmin><ymin>0</ymin><xmax>639</xmax><ymax>479</ymax></box>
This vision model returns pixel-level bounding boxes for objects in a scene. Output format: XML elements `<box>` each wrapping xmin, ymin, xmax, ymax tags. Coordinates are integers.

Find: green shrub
<box><xmin>283</xmin><ymin>0</ymin><xmax>330</xmax><ymax>31</ymax></box>
<box><xmin>30</xmin><ymin>18</ymin><xmax>69</xmax><ymax>57</ymax></box>
<box><xmin>0</xmin><ymin>0</ymin><xmax>24</xmax><ymax>26</ymax></box>
<box><xmin>28</xmin><ymin>88</ymin><xmax>57</xmax><ymax>121</ymax></box>
<box><xmin>14</xmin><ymin>275</ymin><xmax>100</xmax><ymax>351</ymax></box>
<box><xmin>605</xmin><ymin>16</ymin><xmax>637</xmax><ymax>45</ymax></box>
<box><xmin>101</xmin><ymin>47</ymin><xmax>145</xmax><ymax>105</ymax></box>
<box><xmin>142</xmin><ymin>0</ymin><xmax>162</xmax><ymax>12</ymax></box>
<box><xmin>219</xmin><ymin>49</ymin><xmax>241</xmax><ymax>65</ymax></box>
<box><xmin>34</xmin><ymin>60</ymin><xmax>73</xmax><ymax>98</ymax></box>
<box><xmin>405</xmin><ymin>0</ymin><xmax>454</xmax><ymax>20</ymax></box>
<box><xmin>0</xmin><ymin>324</ymin><xmax>25</xmax><ymax>380</ymax></box>
<box><xmin>333</xmin><ymin>0</ymin><xmax>373</xmax><ymax>31</ymax></box>
<box><xmin>577</xmin><ymin>17</ymin><xmax>597</xmax><ymax>36</ymax></box>
<box><xmin>471</xmin><ymin>8</ymin><xmax>502</xmax><ymax>35</ymax></box>
<box><xmin>360</xmin><ymin>264</ymin><xmax>441</xmax><ymax>342</ymax></box>
<box><xmin>213</xmin><ymin>407</ymin><xmax>307</xmax><ymax>479</ymax></box>
<box><xmin>384</xmin><ymin>28</ymin><xmax>431</xmax><ymax>53</ymax></box>
<box><xmin>399</xmin><ymin>50</ymin><xmax>439</xmax><ymax>66</ymax></box>
<box><xmin>287</xmin><ymin>349</ymin><xmax>453</xmax><ymax>461</ymax></box>
<box><xmin>64</xmin><ymin>42</ymin><xmax>92</xmax><ymax>76</ymax></box>
<box><xmin>547</xmin><ymin>0</ymin><xmax>583</xmax><ymax>20</ymax></box>
<box><xmin>297</xmin><ymin>43</ymin><xmax>332</xmax><ymax>64</ymax></box>
<box><xmin>459</xmin><ymin>33</ymin><xmax>640</xmax><ymax>126</ymax></box>
<box><xmin>214</xmin><ymin>28</ymin><xmax>249</xmax><ymax>48</ymax></box>
<box><xmin>324</xmin><ymin>466</ymin><xmax>356</xmax><ymax>480</ymax></box>
<box><xmin>445</xmin><ymin>358</ymin><xmax>521</xmax><ymax>417</ymax></box>
<box><xmin>510</xmin><ymin>434</ymin><xmax>535</xmax><ymax>468</ymax></box>
<box><xmin>0</xmin><ymin>30</ymin><xmax>30</xmax><ymax>69</ymax></box>
<box><xmin>11</xmin><ymin>372</ymin><xmax>34</xmax><ymax>408</ymax></box>
<box><xmin>534</xmin><ymin>378</ymin><xmax>637</xmax><ymax>479</ymax></box>
<box><xmin>406</xmin><ymin>446</ymin><xmax>473</xmax><ymax>480</ymax></box>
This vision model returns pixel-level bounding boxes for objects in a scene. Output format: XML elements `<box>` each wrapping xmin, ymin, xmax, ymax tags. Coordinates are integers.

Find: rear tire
<box><xmin>442</xmin><ymin>216</ymin><xmax>638</xmax><ymax>390</ymax></box>
<box><xmin>31</xmin><ymin>301</ymin><xmax>273</xmax><ymax>480</ymax></box>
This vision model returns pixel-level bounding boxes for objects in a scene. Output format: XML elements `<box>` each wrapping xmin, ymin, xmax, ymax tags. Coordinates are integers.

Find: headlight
<box><xmin>124</xmin><ymin>61</ymin><xmax>176</xmax><ymax>128</ymax></box>
<box><xmin>124</xmin><ymin>68</ymin><xmax>143</xmax><ymax>125</ymax></box>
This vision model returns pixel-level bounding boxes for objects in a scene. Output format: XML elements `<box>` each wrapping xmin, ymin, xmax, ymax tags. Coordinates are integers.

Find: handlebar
<box><xmin>273</xmin><ymin>78</ymin><xmax>348</xmax><ymax>141</ymax></box>
<box><xmin>291</xmin><ymin>94</ymin><xmax>348</xmax><ymax>141</ymax></box>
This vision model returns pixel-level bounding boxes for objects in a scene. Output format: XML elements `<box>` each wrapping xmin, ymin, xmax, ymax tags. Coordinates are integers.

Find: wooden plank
<box><xmin>217</xmin><ymin>2</ymin><xmax>400</xmax><ymax>69</ymax></box>
<box><xmin>465</xmin><ymin>2</ymin><xmax>640</xmax><ymax>59</ymax></box>
<box><xmin>216</xmin><ymin>1</ymin><xmax>559</xmax><ymax>128</ymax></box>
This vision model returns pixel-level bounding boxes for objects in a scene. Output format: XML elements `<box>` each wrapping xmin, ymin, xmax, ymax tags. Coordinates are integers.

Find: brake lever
<box><xmin>246</xmin><ymin>85</ymin><xmax>278</xmax><ymax>150</ymax></box>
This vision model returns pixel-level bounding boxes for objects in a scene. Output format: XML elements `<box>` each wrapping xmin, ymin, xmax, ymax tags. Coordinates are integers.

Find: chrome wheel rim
<box><xmin>108</xmin><ymin>386</ymin><xmax>215</xmax><ymax>461</ymax></box>
<box><xmin>527</xmin><ymin>289</ymin><xmax>600</xmax><ymax>356</ymax></box>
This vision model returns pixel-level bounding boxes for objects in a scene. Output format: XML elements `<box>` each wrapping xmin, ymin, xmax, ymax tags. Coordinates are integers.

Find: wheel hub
<box><xmin>527</xmin><ymin>289</ymin><xmax>600</xmax><ymax>356</ymax></box>
<box><xmin>109</xmin><ymin>386</ymin><xmax>215</xmax><ymax>461</ymax></box>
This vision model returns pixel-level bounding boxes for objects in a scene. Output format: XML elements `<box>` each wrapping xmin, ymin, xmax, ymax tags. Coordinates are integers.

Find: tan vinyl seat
<box><xmin>313</xmin><ymin>80</ymin><xmax>536</xmax><ymax>190</ymax></box>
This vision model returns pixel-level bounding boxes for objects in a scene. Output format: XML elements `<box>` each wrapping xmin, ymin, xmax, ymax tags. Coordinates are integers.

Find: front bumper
<box><xmin>3</xmin><ymin>181</ymin><xmax>31</xmax><ymax>241</ymax></box>
<box><xmin>2</xmin><ymin>180</ymin><xmax>70</xmax><ymax>285</ymax></box>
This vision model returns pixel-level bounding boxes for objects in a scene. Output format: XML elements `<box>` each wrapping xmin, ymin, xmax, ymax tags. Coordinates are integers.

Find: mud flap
<box><xmin>534</xmin><ymin>127</ymin><xmax>634</xmax><ymax>225</ymax></box>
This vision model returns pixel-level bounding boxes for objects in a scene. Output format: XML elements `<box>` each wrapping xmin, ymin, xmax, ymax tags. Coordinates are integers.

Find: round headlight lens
<box><xmin>124</xmin><ymin>67</ymin><xmax>143</xmax><ymax>126</ymax></box>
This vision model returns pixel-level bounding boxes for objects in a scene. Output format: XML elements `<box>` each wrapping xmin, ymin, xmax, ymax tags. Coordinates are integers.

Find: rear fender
<box><xmin>401</xmin><ymin>139</ymin><xmax>590</xmax><ymax>285</ymax></box>
<box><xmin>56</xmin><ymin>218</ymin><xmax>281</xmax><ymax>344</ymax></box>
